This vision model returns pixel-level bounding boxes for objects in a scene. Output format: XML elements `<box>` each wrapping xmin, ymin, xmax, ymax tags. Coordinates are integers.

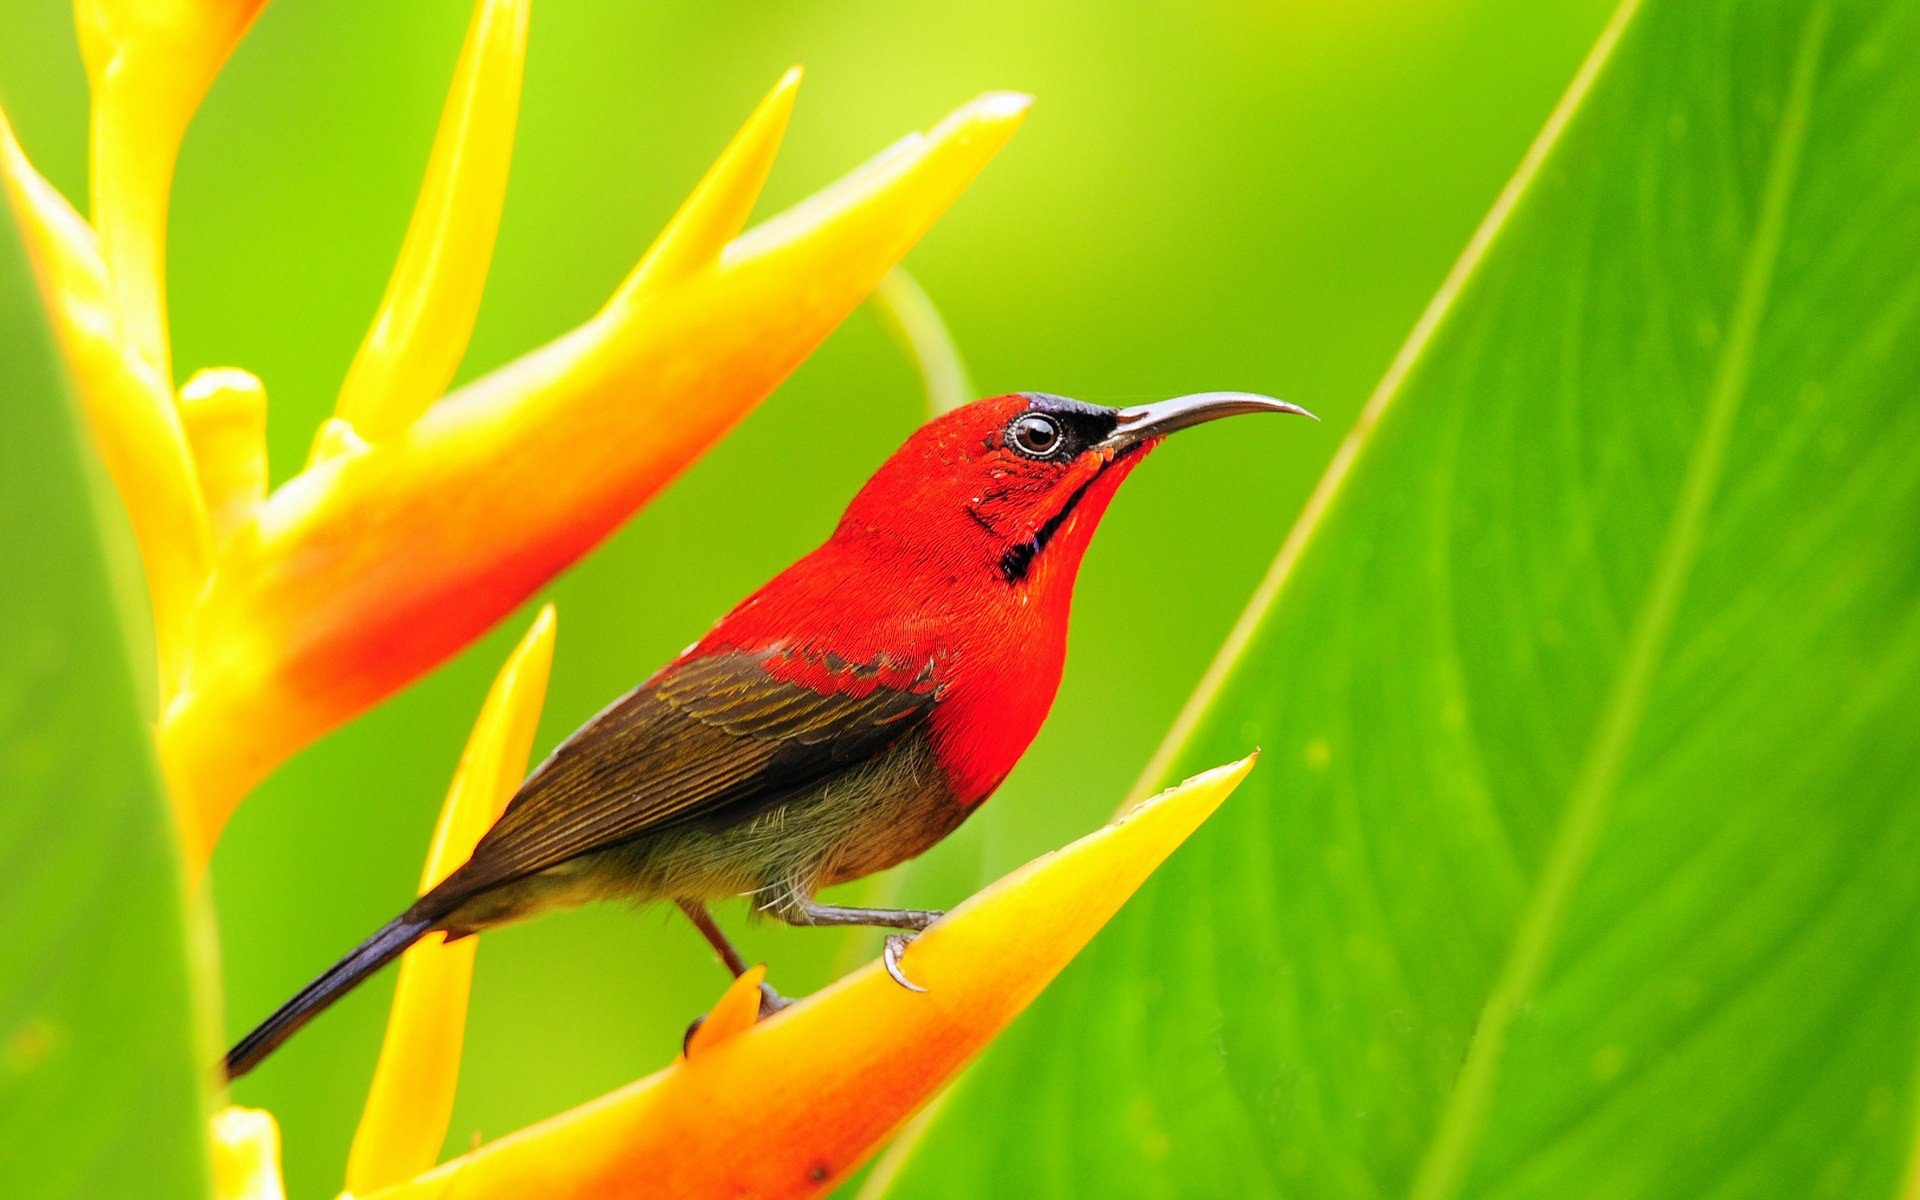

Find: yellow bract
<box><xmin>0</xmin><ymin>0</ymin><xmax>1026</xmax><ymax>871</ymax></box>
<box><xmin>0</xmin><ymin>107</ymin><xmax>211</xmax><ymax>693</ymax></box>
<box><xmin>329</xmin><ymin>0</ymin><xmax>527</xmax><ymax>446</ymax></box>
<box><xmin>210</xmin><ymin>1106</ymin><xmax>286</xmax><ymax>1200</ymax></box>
<box><xmin>344</xmin><ymin>606</ymin><xmax>555</xmax><ymax>1194</ymax></box>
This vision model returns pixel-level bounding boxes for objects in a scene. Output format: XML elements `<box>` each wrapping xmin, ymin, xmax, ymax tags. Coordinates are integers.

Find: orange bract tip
<box><xmin>685</xmin><ymin>966</ymin><xmax>769</xmax><ymax>1060</ymax></box>
<box><xmin>359</xmin><ymin>757</ymin><xmax>1254</xmax><ymax>1200</ymax></box>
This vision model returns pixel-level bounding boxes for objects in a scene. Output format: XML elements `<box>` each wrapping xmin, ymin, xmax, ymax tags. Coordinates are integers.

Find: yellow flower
<box><xmin>0</xmin><ymin>0</ymin><xmax>1026</xmax><ymax>870</ymax></box>
<box><xmin>209</xmin><ymin>607</ymin><xmax>1254</xmax><ymax>1199</ymax></box>
<box><xmin>345</xmin><ymin>604</ymin><xmax>556</xmax><ymax>1192</ymax></box>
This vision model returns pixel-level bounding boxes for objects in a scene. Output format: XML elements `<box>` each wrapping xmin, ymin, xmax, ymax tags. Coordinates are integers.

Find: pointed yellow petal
<box><xmin>356</xmin><ymin>757</ymin><xmax>1253</xmax><ymax>1200</ymax></box>
<box><xmin>344</xmin><ymin>606</ymin><xmax>556</xmax><ymax>1194</ymax></box>
<box><xmin>1</xmin><ymin>106</ymin><xmax>212</xmax><ymax>694</ymax></box>
<box><xmin>612</xmin><ymin>66</ymin><xmax>799</xmax><ymax>301</ymax></box>
<box><xmin>180</xmin><ymin>368</ymin><xmax>267</xmax><ymax>542</ymax></box>
<box><xmin>210</xmin><ymin>1107</ymin><xmax>287</xmax><ymax>1200</ymax></box>
<box><xmin>76</xmin><ymin>0</ymin><xmax>270</xmax><ymax>377</ymax></box>
<box><xmin>721</xmin><ymin>91</ymin><xmax>1028</xmax><ymax>280</ymax></box>
<box><xmin>157</xmin><ymin>89</ymin><xmax>1026</xmax><ymax>854</ymax></box>
<box><xmin>331</xmin><ymin>0</ymin><xmax>529</xmax><ymax>445</ymax></box>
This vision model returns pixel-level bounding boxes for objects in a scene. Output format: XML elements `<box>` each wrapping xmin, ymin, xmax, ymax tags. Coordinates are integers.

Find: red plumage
<box><xmin>698</xmin><ymin>394</ymin><xmax>1150</xmax><ymax>802</ymax></box>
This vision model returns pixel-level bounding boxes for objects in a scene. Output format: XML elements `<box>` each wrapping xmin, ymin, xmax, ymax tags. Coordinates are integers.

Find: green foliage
<box><xmin>0</xmin><ymin>220</ymin><xmax>212</xmax><ymax>1195</ymax></box>
<box><xmin>0</xmin><ymin>4</ymin><xmax>1618</xmax><ymax>1192</ymax></box>
<box><xmin>882</xmin><ymin>0</ymin><xmax>1920</xmax><ymax>1195</ymax></box>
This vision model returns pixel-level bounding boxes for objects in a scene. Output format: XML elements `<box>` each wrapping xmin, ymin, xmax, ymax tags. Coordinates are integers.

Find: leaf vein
<box><xmin>1405</xmin><ymin>7</ymin><xmax>1832</xmax><ymax>1198</ymax></box>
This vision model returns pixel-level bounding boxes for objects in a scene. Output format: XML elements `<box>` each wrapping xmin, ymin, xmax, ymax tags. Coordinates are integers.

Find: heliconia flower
<box><xmin>208</xmin><ymin>626</ymin><xmax>1251</xmax><ymax>1199</ymax></box>
<box><xmin>0</xmin><ymin>0</ymin><xmax>1027</xmax><ymax>869</ymax></box>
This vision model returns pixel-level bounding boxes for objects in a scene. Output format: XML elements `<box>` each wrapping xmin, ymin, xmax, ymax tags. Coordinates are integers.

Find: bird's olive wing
<box><xmin>441</xmin><ymin>649</ymin><xmax>939</xmax><ymax>897</ymax></box>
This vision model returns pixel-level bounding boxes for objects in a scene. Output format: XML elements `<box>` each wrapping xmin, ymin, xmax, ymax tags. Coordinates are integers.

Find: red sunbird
<box><xmin>225</xmin><ymin>390</ymin><xmax>1314</xmax><ymax>1080</ymax></box>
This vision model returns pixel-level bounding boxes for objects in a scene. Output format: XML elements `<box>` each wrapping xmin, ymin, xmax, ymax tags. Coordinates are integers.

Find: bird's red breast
<box><xmin>685</xmin><ymin>401</ymin><xmax>1153</xmax><ymax>805</ymax></box>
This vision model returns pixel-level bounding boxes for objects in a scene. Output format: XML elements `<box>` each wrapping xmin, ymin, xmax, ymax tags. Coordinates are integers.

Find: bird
<box><xmin>224</xmin><ymin>390</ymin><xmax>1313</xmax><ymax>1081</ymax></box>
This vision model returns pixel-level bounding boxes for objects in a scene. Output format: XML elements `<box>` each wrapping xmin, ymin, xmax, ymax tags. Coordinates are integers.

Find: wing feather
<box><xmin>436</xmin><ymin>648</ymin><xmax>941</xmax><ymax>900</ymax></box>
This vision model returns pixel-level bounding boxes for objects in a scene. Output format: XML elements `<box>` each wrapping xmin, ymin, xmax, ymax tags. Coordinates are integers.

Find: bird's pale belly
<box><xmin>441</xmin><ymin>733</ymin><xmax>967</xmax><ymax>933</ymax></box>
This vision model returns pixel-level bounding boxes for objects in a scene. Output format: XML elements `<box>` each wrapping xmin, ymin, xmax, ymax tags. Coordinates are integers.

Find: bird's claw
<box><xmin>883</xmin><ymin>933</ymin><xmax>928</xmax><ymax>993</ymax></box>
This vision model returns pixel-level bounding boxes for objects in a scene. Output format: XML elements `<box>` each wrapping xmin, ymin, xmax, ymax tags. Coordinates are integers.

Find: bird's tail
<box><xmin>224</xmin><ymin>908</ymin><xmax>438</xmax><ymax>1082</ymax></box>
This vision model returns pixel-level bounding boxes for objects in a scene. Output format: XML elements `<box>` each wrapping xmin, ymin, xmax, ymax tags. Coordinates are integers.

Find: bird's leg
<box><xmin>777</xmin><ymin>898</ymin><xmax>945</xmax><ymax>994</ymax></box>
<box><xmin>778</xmin><ymin>899</ymin><xmax>945</xmax><ymax>930</ymax></box>
<box><xmin>676</xmin><ymin>899</ymin><xmax>790</xmax><ymax>1016</ymax></box>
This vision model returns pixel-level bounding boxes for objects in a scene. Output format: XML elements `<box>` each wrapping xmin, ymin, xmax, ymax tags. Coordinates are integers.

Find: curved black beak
<box><xmin>1099</xmin><ymin>392</ymin><xmax>1316</xmax><ymax>453</ymax></box>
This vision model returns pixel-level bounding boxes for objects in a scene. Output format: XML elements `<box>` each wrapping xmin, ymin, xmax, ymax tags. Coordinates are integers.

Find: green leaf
<box><xmin>0</xmin><ymin>213</ymin><xmax>213</xmax><ymax>1191</ymax></box>
<box><xmin>873</xmin><ymin>0</ymin><xmax>1920</xmax><ymax>1196</ymax></box>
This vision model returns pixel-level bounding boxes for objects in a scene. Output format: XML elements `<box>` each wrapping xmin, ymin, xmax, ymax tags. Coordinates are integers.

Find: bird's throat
<box><xmin>997</xmin><ymin>447</ymin><xmax>1141</xmax><ymax>584</ymax></box>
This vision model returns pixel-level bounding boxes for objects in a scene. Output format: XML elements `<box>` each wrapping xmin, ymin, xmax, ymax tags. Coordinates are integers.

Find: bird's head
<box><xmin>834</xmin><ymin>391</ymin><xmax>1315</xmax><ymax>591</ymax></box>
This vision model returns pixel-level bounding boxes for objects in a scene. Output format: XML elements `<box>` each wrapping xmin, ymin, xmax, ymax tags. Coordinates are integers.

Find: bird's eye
<box><xmin>1008</xmin><ymin>413</ymin><xmax>1065</xmax><ymax>459</ymax></box>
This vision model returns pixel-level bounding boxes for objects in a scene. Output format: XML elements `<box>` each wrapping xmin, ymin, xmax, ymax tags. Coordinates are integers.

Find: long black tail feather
<box><xmin>224</xmin><ymin>909</ymin><xmax>437</xmax><ymax>1081</ymax></box>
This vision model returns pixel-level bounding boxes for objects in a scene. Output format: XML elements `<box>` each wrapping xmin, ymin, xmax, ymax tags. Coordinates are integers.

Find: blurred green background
<box><xmin>1</xmin><ymin>0</ymin><xmax>1615</xmax><ymax>1193</ymax></box>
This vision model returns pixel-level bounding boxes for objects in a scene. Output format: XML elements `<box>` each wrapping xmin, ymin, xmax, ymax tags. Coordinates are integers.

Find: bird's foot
<box><xmin>773</xmin><ymin>897</ymin><xmax>942</xmax><ymax>993</ymax></box>
<box><xmin>883</xmin><ymin>933</ymin><xmax>929</xmax><ymax>994</ymax></box>
<box><xmin>758</xmin><ymin>980</ymin><xmax>794</xmax><ymax>1017</ymax></box>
